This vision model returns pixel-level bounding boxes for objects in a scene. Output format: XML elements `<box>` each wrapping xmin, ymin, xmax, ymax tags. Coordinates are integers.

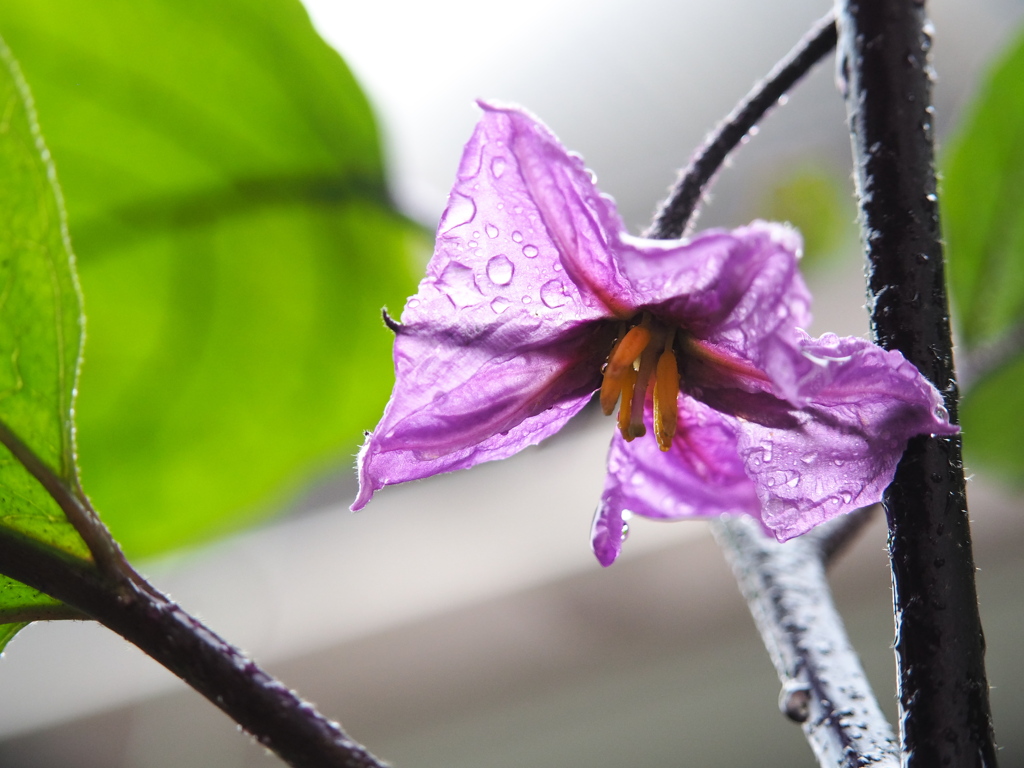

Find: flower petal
<box><xmin>616</xmin><ymin>221</ymin><xmax>812</xmax><ymax>389</ymax></box>
<box><xmin>353</xmin><ymin>324</ymin><xmax>610</xmax><ymax>510</ymax></box>
<box><xmin>736</xmin><ymin>333</ymin><xmax>958</xmax><ymax>540</ymax></box>
<box><xmin>592</xmin><ymin>397</ymin><xmax>761</xmax><ymax>565</ymax></box>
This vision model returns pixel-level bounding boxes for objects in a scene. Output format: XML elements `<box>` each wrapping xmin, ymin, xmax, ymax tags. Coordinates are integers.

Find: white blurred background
<box><xmin>0</xmin><ymin>0</ymin><xmax>1022</xmax><ymax>765</ymax></box>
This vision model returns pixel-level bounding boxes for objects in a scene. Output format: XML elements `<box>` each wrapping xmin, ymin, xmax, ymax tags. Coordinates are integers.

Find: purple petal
<box><xmin>352</xmin><ymin>325</ymin><xmax>608</xmax><ymax>510</ymax></box>
<box><xmin>355</xmin><ymin>101</ymin><xmax>651</xmax><ymax>509</ymax></box>
<box><xmin>616</xmin><ymin>221</ymin><xmax>812</xmax><ymax>388</ymax></box>
<box><xmin>736</xmin><ymin>333</ymin><xmax>958</xmax><ymax>540</ymax></box>
<box><xmin>433</xmin><ymin>100</ymin><xmax>642</xmax><ymax>320</ymax></box>
<box><xmin>592</xmin><ymin>397</ymin><xmax>761</xmax><ymax>565</ymax></box>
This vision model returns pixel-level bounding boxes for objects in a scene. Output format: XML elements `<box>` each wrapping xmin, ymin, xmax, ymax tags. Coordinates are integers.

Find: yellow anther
<box><xmin>616</xmin><ymin>366</ymin><xmax>638</xmax><ymax>439</ymax></box>
<box><xmin>606</xmin><ymin>324</ymin><xmax>652</xmax><ymax>380</ymax></box>
<box><xmin>653</xmin><ymin>346</ymin><xmax>680</xmax><ymax>452</ymax></box>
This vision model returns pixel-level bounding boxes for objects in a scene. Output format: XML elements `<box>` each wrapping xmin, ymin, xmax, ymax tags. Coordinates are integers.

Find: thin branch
<box><xmin>836</xmin><ymin>3</ymin><xmax>997</xmax><ymax>766</ymax></box>
<box><xmin>0</xmin><ymin>418</ymin><xmax>136</xmax><ymax>587</ymax></box>
<box><xmin>712</xmin><ymin>516</ymin><xmax>899</xmax><ymax>768</ymax></box>
<box><xmin>0</xmin><ymin>524</ymin><xmax>389</xmax><ymax>768</ymax></box>
<box><xmin>645</xmin><ymin>12</ymin><xmax>837</xmax><ymax>239</ymax></box>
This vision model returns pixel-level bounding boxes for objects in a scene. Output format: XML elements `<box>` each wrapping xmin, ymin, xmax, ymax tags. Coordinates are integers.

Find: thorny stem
<box><xmin>836</xmin><ymin>2</ymin><xmax>997</xmax><ymax>766</ymax></box>
<box><xmin>712</xmin><ymin>516</ymin><xmax>899</xmax><ymax>768</ymax></box>
<box><xmin>0</xmin><ymin>523</ymin><xmax>388</xmax><ymax>768</ymax></box>
<box><xmin>645</xmin><ymin>12</ymin><xmax>837</xmax><ymax>239</ymax></box>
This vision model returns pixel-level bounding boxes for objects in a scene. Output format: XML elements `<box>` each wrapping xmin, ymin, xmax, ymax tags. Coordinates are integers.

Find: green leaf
<box><xmin>759</xmin><ymin>164</ymin><xmax>854</xmax><ymax>272</ymax></box>
<box><xmin>961</xmin><ymin>354</ymin><xmax>1024</xmax><ymax>481</ymax></box>
<box><xmin>0</xmin><ymin>622</ymin><xmax>27</xmax><ymax>655</ymax></box>
<box><xmin>0</xmin><ymin>0</ymin><xmax>418</xmax><ymax>556</ymax></box>
<box><xmin>943</xmin><ymin>25</ymin><xmax>1024</xmax><ymax>348</ymax></box>
<box><xmin>0</xmin><ymin>36</ymin><xmax>90</xmax><ymax>637</ymax></box>
<box><xmin>942</xmin><ymin>24</ymin><xmax>1024</xmax><ymax>482</ymax></box>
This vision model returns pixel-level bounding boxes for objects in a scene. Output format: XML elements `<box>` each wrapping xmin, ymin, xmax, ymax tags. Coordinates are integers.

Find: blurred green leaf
<box><xmin>961</xmin><ymin>354</ymin><xmax>1024</xmax><ymax>481</ymax></box>
<box><xmin>943</xmin><ymin>25</ymin><xmax>1024</xmax><ymax>348</ymax></box>
<box><xmin>759</xmin><ymin>164</ymin><xmax>853</xmax><ymax>271</ymax></box>
<box><xmin>0</xmin><ymin>37</ymin><xmax>90</xmax><ymax>633</ymax></box>
<box><xmin>942</xmin><ymin>24</ymin><xmax>1024</xmax><ymax>483</ymax></box>
<box><xmin>0</xmin><ymin>0</ymin><xmax>418</xmax><ymax>557</ymax></box>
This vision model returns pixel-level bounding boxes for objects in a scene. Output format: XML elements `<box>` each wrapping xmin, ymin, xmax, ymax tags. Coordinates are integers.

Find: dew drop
<box><xmin>490</xmin><ymin>156</ymin><xmax>506</xmax><ymax>178</ymax></box>
<box><xmin>407</xmin><ymin>299</ymin><xmax>420</xmax><ymax>309</ymax></box>
<box><xmin>540</xmin><ymin>279</ymin><xmax>569</xmax><ymax>308</ymax></box>
<box><xmin>439</xmin><ymin>193</ymin><xmax>476</xmax><ymax>233</ymax></box>
<box><xmin>511</xmin><ymin>231</ymin><xmax>523</xmax><ymax>243</ymax></box>
<box><xmin>486</xmin><ymin>255</ymin><xmax>514</xmax><ymax>285</ymax></box>
<box><xmin>490</xmin><ymin>297</ymin><xmax>510</xmax><ymax>314</ymax></box>
<box><xmin>485</xmin><ymin>224</ymin><xmax>499</xmax><ymax>238</ymax></box>
<box><xmin>523</xmin><ymin>244</ymin><xmax>539</xmax><ymax>258</ymax></box>
<box><xmin>522</xmin><ymin>295</ymin><xmax>532</xmax><ymax>304</ymax></box>
<box><xmin>787</xmin><ymin>475</ymin><xmax>800</xmax><ymax>488</ymax></box>
<box><xmin>833</xmin><ymin>458</ymin><xmax>845</xmax><ymax>466</ymax></box>
<box><xmin>841</xmin><ymin>491</ymin><xmax>853</xmax><ymax>503</ymax></box>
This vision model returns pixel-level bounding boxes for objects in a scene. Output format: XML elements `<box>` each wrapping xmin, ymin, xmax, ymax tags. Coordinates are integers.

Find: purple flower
<box><xmin>353</xmin><ymin>101</ymin><xmax>956</xmax><ymax>566</ymax></box>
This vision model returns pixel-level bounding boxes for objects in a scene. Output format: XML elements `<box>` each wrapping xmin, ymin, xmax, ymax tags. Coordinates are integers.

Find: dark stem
<box><xmin>0</xmin><ymin>525</ymin><xmax>388</xmax><ymax>768</ymax></box>
<box><xmin>645</xmin><ymin>12</ymin><xmax>837</xmax><ymax>239</ymax></box>
<box><xmin>835</xmin><ymin>3</ymin><xmax>997</xmax><ymax>766</ymax></box>
<box><xmin>712</xmin><ymin>516</ymin><xmax>899</xmax><ymax>768</ymax></box>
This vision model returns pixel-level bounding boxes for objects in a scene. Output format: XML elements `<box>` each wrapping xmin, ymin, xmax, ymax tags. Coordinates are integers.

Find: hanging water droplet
<box><xmin>523</xmin><ymin>244</ymin><xmax>539</xmax><ymax>258</ymax></box>
<box><xmin>485</xmin><ymin>224</ymin><xmax>499</xmax><ymax>238</ymax></box>
<box><xmin>490</xmin><ymin>156</ymin><xmax>506</xmax><ymax>178</ymax></box>
<box><xmin>540</xmin><ymin>279</ymin><xmax>569</xmax><ymax>308</ymax></box>
<box><xmin>511</xmin><ymin>231</ymin><xmax>523</xmax><ymax>243</ymax></box>
<box><xmin>779</xmin><ymin>681</ymin><xmax>811</xmax><ymax>723</ymax></box>
<box><xmin>486</xmin><ymin>255</ymin><xmax>514</xmax><ymax>285</ymax></box>
<box><xmin>490</xmin><ymin>297</ymin><xmax>510</xmax><ymax>314</ymax></box>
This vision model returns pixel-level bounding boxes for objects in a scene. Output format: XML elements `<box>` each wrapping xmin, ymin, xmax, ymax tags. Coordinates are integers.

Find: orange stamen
<box><xmin>606</xmin><ymin>324</ymin><xmax>652</xmax><ymax>380</ymax></box>
<box><xmin>616</xmin><ymin>366</ymin><xmax>638</xmax><ymax>438</ymax></box>
<box><xmin>653</xmin><ymin>345</ymin><xmax>680</xmax><ymax>451</ymax></box>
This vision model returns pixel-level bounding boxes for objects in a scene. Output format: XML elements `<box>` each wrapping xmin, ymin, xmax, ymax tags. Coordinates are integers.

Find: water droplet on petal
<box><xmin>511</xmin><ymin>231</ymin><xmax>523</xmax><ymax>243</ymax></box>
<box><xmin>490</xmin><ymin>297</ymin><xmax>510</xmax><ymax>314</ymax></box>
<box><xmin>437</xmin><ymin>261</ymin><xmax>484</xmax><ymax>309</ymax></box>
<box><xmin>841</xmin><ymin>491</ymin><xmax>853</xmax><ymax>503</ymax></box>
<box><xmin>490</xmin><ymin>156</ymin><xmax>506</xmax><ymax>178</ymax></box>
<box><xmin>439</xmin><ymin>193</ymin><xmax>476</xmax><ymax>233</ymax></box>
<box><xmin>787</xmin><ymin>475</ymin><xmax>799</xmax><ymax>488</ymax></box>
<box><xmin>486</xmin><ymin>255</ymin><xmax>514</xmax><ymax>285</ymax></box>
<box><xmin>833</xmin><ymin>458</ymin><xmax>845</xmax><ymax>466</ymax></box>
<box><xmin>540</xmin><ymin>279</ymin><xmax>569</xmax><ymax>308</ymax></box>
<box><xmin>523</xmin><ymin>244</ymin><xmax>539</xmax><ymax>258</ymax></box>
<box><xmin>407</xmin><ymin>299</ymin><xmax>420</xmax><ymax>309</ymax></box>
<box><xmin>522</xmin><ymin>295</ymin><xmax>532</xmax><ymax>304</ymax></box>
<box><xmin>485</xmin><ymin>224</ymin><xmax>499</xmax><ymax>238</ymax></box>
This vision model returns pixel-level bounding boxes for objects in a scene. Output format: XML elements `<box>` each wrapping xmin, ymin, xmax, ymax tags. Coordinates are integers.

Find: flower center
<box><xmin>599</xmin><ymin>314</ymin><xmax>680</xmax><ymax>452</ymax></box>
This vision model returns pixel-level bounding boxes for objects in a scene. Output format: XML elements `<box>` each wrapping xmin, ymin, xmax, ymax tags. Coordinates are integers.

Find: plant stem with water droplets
<box><xmin>835</xmin><ymin>2</ymin><xmax>997</xmax><ymax>765</ymax></box>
